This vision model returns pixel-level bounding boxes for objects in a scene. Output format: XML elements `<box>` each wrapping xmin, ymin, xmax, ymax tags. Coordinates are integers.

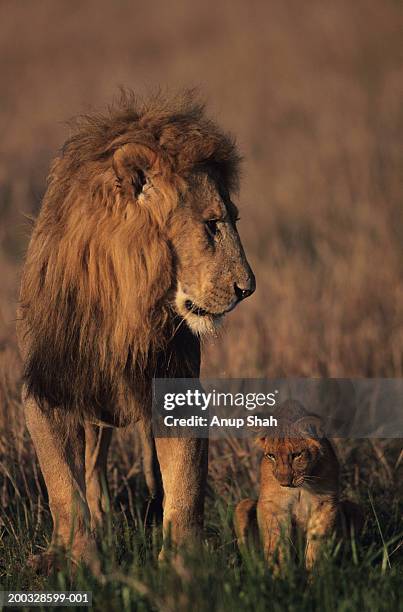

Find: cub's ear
<box><xmin>294</xmin><ymin>416</ymin><xmax>324</xmax><ymax>439</ymax></box>
<box><xmin>112</xmin><ymin>143</ymin><xmax>158</xmax><ymax>199</ymax></box>
<box><xmin>255</xmin><ymin>435</ymin><xmax>267</xmax><ymax>448</ymax></box>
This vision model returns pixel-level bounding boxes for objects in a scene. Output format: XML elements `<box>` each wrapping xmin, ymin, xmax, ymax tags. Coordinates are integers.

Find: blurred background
<box><xmin>1</xmin><ymin>0</ymin><xmax>402</xmax><ymax>386</ymax></box>
<box><xmin>0</xmin><ymin>0</ymin><xmax>402</xmax><ymax>584</ymax></box>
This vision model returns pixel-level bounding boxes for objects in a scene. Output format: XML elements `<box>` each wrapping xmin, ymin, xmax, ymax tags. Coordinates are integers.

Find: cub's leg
<box><xmin>257</xmin><ymin>502</ymin><xmax>292</xmax><ymax>569</ymax></box>
<box><xmin>234</xmin><ymin>498</ymin><xmax>258</xmax><ymax>547</ymax></box>
<box><xmin>24</xmin><ymin>395</ymin><xmax>97</xmax><ymax>572</ymax></box>
<box><xmin>305</xmin><ymin>502</ymin><xmax>337</xmax><ymax>570</ymax></box>
<box><xmin>155</xmin><ymin>437</ymin><xmax>208</xmax><ymax>556</ymax></box>
<box><xmin>84</xmin><ymin>423</ymin><xmax>113</xmax><ymax>529</ymax></box>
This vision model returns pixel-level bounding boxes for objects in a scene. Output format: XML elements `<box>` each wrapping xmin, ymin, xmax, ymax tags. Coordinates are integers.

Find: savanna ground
<box><xmin>0</xmin><ymin>1</ymin><xmax>402</xmax><ymax>610</ymax></box>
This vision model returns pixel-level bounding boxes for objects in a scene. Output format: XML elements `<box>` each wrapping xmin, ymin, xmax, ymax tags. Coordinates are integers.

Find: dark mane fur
<box><xmin>62</xmin><ymin>89</ymin><xmax>240</xmax><ymax>190</ymax></box>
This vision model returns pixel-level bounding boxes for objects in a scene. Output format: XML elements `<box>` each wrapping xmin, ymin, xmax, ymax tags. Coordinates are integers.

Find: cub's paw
<box><xmin>27</xmin><ymin>551</ymin><xmax>61</xmax><ymax>575</ymax></box>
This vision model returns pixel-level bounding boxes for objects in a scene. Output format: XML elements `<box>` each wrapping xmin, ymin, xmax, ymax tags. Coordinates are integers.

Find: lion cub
<box><xmin>235</xmin><ymin>400</ymin><xmax>358</xmax><ymax>571</ymax></box>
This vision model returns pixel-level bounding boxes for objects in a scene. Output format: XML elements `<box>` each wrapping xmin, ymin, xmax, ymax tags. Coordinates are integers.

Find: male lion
<box><xmin>17</xmin><ymin>92</ymin><xmax>255</xmax><ymax>570</ymax></box>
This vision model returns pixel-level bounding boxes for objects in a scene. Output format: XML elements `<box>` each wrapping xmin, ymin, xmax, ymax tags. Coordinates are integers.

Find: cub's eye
<box><xmin>292</xmin><ymin>452</ymin><xmax>302</xmax><ymax>459</ymax></box>
<box><xmin>265</xmin><ymin>453</ymin><xmax>276</xmax><ymax>461</ymax></box>
<box><xmin>205</xmin><ymin>219</ymin><xmax>219</xmax><ymax>237</ymax></box>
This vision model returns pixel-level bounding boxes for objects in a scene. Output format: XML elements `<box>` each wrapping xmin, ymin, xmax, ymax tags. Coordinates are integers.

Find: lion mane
<box><xmin>19</xmin><ymin>91</ymin><xmax>241</xmax><ymax>424</ymax></box>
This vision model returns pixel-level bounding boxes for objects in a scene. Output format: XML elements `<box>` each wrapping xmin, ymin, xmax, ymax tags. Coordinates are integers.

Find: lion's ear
<box><xmin>112</xmin><ymin>143</ymin><xmax>158</xmax><ymax>199</ymax></box>
<box><xmin>294</xmin><ymin>416</ymin><xmax>324</xmax><ymax>439</ymax></box>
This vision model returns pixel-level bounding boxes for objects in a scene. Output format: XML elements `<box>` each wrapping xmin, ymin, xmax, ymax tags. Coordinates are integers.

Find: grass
<box><xmin>0</xmin><ymin>0</ymin><xmax>402</xmax><ymax>609</ymax></box>
<box><xmin>0</xmin><ymin>421</ymin><xmax>401</xmax><ymax>611</ymax></box>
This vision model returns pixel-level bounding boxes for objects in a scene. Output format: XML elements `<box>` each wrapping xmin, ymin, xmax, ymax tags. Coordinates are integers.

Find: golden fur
<box><xmin>235</xmin><ymin>400</ymin><xmax>363</xmax><ymax>571</ymax></box>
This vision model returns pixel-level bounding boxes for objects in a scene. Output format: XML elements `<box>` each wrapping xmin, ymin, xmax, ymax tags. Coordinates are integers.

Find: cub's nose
<box><xmin>278</xmin><ymin>478</ymin><xmax>294</xmax><ymax>487</ymax></box>
<box><xmin>275</xmin><ymin>471</ymin><xmax>293</xmax><ymax>487</ymax></box>
<box><xmin>234</xmin><ymin>275</ymin><xmax>256</xmax><ymax>301</ymax></box>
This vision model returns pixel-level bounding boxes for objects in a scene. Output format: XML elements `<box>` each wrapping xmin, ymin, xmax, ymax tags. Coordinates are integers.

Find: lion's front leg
<box><xmin>155</xmin><ymin>437</ymin><xmax>208</xmax><ymax>556</ymax></box>
<box><xmin>85</xmin><ymin>423</ymin><xmax>113</xmax><ymax>529</ymax></box>
<box><xmin>24</xmin><ymin>395</ymin><xmax>98</xmax><ymax>572</ymax></box>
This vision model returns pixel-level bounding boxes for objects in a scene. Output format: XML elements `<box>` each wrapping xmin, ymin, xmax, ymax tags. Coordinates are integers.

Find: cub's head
<box><xmin>258</xmin><ymin>416</ymin><xmax>324</xmax><ymax>488</ymax></box>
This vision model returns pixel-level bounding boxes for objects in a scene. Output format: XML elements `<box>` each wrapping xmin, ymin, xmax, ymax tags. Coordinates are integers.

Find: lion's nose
<box><xmin>234</xmin><ymin>275</ymin><xmax>256</xmax><ymax>301</ymax></box>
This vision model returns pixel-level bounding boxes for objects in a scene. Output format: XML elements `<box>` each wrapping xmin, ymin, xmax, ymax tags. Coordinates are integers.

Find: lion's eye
<box><xmin>292</xmin><ymin>452</ymin><xmax>302</xmax><ymax>459</ymax></box>
<box><xmin>205</xmin><ymin>219</ymin><xmax>219</xmax><ymax>238</ymax></box>
<box><xmin>265</xmin><ymin>453</ymin><xmax>276</xmax><ymax>461</ymax></box>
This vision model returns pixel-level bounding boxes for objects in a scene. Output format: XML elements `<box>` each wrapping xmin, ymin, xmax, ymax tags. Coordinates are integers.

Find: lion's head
<box><xmin>111</xmin><ymin>97</ymin><xmax>255</xmax><ymax>335</ymax></box>
<box><xmin>20</xmin><ymin>91</ymin><xmax>255</xmax><ymax>417</ymax></box>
